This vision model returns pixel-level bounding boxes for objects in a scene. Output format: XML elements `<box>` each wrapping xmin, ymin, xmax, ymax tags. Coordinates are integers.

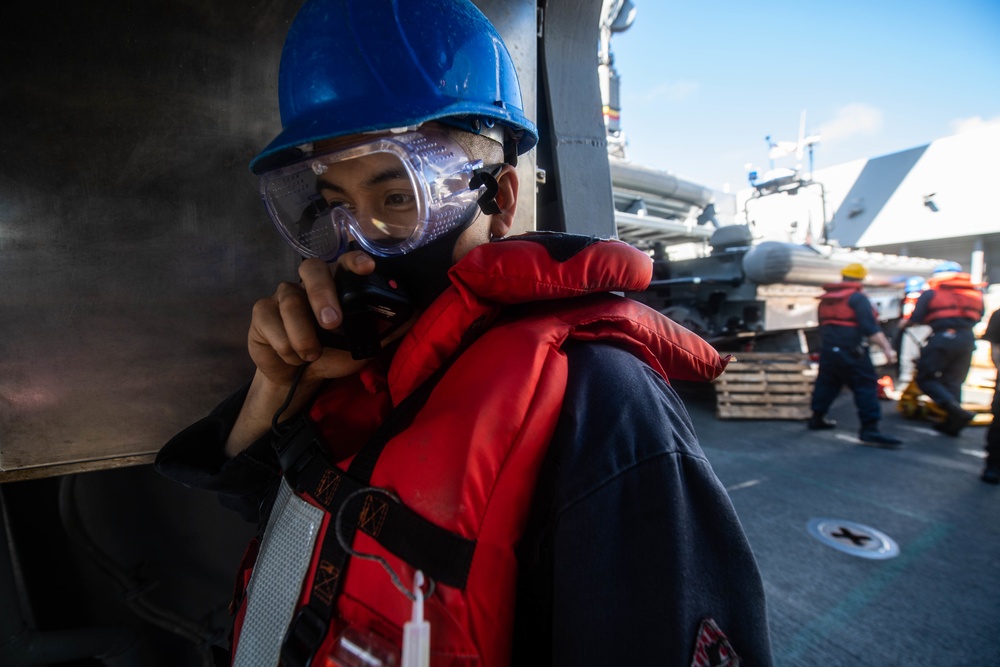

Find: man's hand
<box><xmin>225</xmin><ymin>251</ymin><xmax>413</xmax><ymax>457</ymax></box>
<box><xmin>247</xmin><ymin>252</ymin><xmax>377</xmax><ymax>388</ymax></box>
<box><xmin>869</xmin><ymin>331</ymin><xmax>897</xmax><ymax>367</ymax></box>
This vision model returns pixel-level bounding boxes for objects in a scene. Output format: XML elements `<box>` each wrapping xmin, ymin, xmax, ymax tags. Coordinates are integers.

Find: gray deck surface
<box><xmin>676</xmin><ymin>382</ymin><xmax>1000</xmax><ymax>667</ymax></box>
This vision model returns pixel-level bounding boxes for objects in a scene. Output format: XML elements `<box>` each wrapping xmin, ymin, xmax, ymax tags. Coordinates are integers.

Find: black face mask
<box><xmin>314</xmin><ymin>220</ymin><xmax>472</xmax><ymax>359</ymax></box>
<box><xmin>370</xmin><ymin>208</ymin><xmax>480</xmax><ymax>309</ymax></box>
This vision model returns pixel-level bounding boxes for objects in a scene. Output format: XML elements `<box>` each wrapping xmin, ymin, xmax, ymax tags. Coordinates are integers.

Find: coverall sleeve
<box><xmin>850</xmin><ymin>292</ymin><xmax>881</xmax><ymax>337</ymax></box>
<box><xmin>154</xmin><ymin>383</ymin><xmax>282</xmax><ymax>524</ymax></box>
<box><xmin>512</xmin><ymin>342</ymin><xmax>773</xmax><ymax>667</ymax></box>
<box><xmin>983</xmin><ymin>310</ymin><xmax>1000</xmax><ymax>346</ymax></box>
<box><xmin>907</xmin><ymin>290</ymin><xmax>934</xmax><ymax>324</ymax></box>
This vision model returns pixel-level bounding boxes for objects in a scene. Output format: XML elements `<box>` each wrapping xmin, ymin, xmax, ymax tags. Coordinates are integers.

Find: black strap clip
<box><xmin>471</xmin><ymin>165</ymin><xmax>502</xmax><ymax>215</ymax></box>
<box><xmin>280</xmin><ymin>606</ymin><xmax>328</xmax><ymax>667</ymax></box>
<box><xmin>273</xmin><ymin>416</ymin><xmax>320</xmax><ymax>486</ymax></box>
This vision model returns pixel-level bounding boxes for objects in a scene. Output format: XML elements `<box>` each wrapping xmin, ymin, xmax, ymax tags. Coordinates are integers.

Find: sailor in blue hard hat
<box><xmin>155</xmin><ymin>3</ymin><xmax>774</xmax><ymax>666</ymax></box>
<box><xmin>898</xmin><ymin>275</ymin><xmax>931</xmax><ymax>385</ymax></box>
<box><xmin>900</xmin><ymin>260</ymin><xmax>985</xmax><ymax>435</ymax></box>
<box><xmin>251</xmin><ymin>0</ymin><xmax>538</xmax><ymax>314</ymax></box>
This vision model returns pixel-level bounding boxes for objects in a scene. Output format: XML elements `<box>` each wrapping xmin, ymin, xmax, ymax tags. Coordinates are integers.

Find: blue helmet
<box><xmin>905</xmin><ymin>276</ymin><xmax>927</xmax><ymax>293</ymax></box>
<box><xmin>250</xmin><ymin>0</ymin><xmax>539</xmax><ymax>174</ymax></box>
<box><xmin>933</xmin><ymin>261</ymin><xmax>962</xmax><ymax>274</ymax></box>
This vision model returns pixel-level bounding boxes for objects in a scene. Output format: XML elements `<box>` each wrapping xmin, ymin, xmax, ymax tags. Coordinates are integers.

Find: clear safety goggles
<box><xmin>259</xmin><ymin>128</ymin><xmax>494</xmax><ymax>260</ymax></box>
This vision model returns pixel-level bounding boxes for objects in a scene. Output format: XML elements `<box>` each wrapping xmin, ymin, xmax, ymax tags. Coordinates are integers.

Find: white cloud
<box><xmin>638</xmin><ymin>80</ymin><xmax>700</xmax><ymax>103</ymax></box>
<box><xmin>817</xmin><ymin>104</ymin><xmax>884</xmax><ymax>145</ymax></box>
<box><xmin>948</xmin><ymin>115</ymin><xmax>1000</xmax><ymax>134</ymax></box>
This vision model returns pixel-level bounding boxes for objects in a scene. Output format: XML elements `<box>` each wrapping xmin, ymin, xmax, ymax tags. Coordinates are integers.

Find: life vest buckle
<box><xmin>274</xmin><ymin>416</ymin><xmax>321</xmax><ymax>485</ymax></box>
<box><xmin>281</xmin><ymin>606</ymin><xmax>327</xmax><ymax>667</ymax></box>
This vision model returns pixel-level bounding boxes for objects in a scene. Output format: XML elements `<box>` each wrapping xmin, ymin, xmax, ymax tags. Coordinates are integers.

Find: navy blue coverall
<box><xmin>156</xmin><ymin>342</ymin><xmax>775</xmax><ymax>666</ymax></box>
<box><xmin>810</xmin><ymin>291</ymin><xmax>883</xmax><ymax>427</ymax></box>
<box><xmin>907</xmin><ymin>289</ymin><xmax>981</xmax><ymax>409</ymax></box>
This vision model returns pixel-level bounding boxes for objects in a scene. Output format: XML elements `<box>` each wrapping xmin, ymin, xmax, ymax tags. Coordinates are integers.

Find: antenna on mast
<box><xmin>762</xmin><ymin>110</ymin><xmax>822</xmax><ymax>180</ymax></box>
<box><xmin>599</xmin><ymin>0</ymin><xmax>637</xmax><ymax>159</ymax></box>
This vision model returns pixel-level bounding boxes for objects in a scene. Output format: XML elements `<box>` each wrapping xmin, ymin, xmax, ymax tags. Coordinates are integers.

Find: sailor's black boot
<box><xmin>859</xmin><ymin>422</ymin><xmax>903</xmax><ymax>448</ymax></box>
<box><xmin>807</xmin><ymin>412</ymin><xmax>837</xmax><ymax>430</ymax></box>
<box><xmin>934</xmin><ymin>401</ymin><xmax>975</xmax><ymax>437</ymax></box>
<box><xmin>982</xmin><ymin>465</ymin><xmax>1000</xmax><ymax>485</ymax></box>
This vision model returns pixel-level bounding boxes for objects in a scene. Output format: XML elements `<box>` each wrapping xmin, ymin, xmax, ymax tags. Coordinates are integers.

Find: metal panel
<box><xmin>475</xmin><ymin>0</ymin><xmax>539</xmax><ymax>237</ymax></box>
<box><xmin>0</xmin><ymin>0</ymin><xmax>543</xmax><ymax>481</ymax></box>
<box><xmin>828</xmin><ymin>145</ymin><xmax>929</xmax><ymax>247</ymax></box>
<box><xmin>535</xmin><ymin>0</ymin><xmax>616</xmax><ymax>237</ymax></box>
<box><xmin>0</xmin><ymin>0</ymin><xmax>306</xmax><ymax>480</ymax></box>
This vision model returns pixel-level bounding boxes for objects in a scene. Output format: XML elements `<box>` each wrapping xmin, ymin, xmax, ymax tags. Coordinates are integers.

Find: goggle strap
<box><xmin>471</xmin><ymin>166</ymin><xmax>502</xmax><ymax>216</ymax></box>
<box><xmin>503</xmin><ymin>139</ymin><xmax>518</xmax><ymax>167</ymax></box>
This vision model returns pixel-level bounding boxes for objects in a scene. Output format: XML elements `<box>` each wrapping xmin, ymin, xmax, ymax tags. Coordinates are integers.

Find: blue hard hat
<box><xmin>905</xmin><ymin>276</ymin><xmax>927</xmax><ymax>292</ymax></box>
<box><xmin>250</xmin><ymin>0</ymin><xmax>539</xmax><ymax>174</ymax></box>
<box><xmin>933</xmin><ymin>261</ymin><xmax>962</xmax><ymax>274</ymax></box>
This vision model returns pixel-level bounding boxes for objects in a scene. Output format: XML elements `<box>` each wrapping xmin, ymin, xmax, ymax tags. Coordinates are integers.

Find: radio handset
<box><xmin>316</xmin><ymin>270</ymin><xmax>414</xmax><ymax>360</ymax></box>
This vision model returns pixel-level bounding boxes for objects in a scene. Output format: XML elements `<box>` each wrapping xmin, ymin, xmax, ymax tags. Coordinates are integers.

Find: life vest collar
<box><xmin>389</xmin><ymin>232</ymin><xmax>717</xmax><ymax>401</ymax></box>
<box><xmin>927</xmin><ymin>271</ymin><xmax>982</xmax><ymax>290</ymax></box>
<box><xmin>819</xmin><ymin>281</ymin><xmax>865</xmax><ymax>295</ymax></box>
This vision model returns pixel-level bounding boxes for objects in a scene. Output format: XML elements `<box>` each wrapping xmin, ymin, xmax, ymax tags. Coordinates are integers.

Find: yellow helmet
<box><xmin>841</xmin><ymin>263</ymin><xmax>868</xmax><ymax>280</ymax></box>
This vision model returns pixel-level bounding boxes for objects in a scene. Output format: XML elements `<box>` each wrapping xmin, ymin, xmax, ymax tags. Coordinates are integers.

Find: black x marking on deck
<box><xmin>831</xmin><ymin>526</ymin><xmax>872</xmax><ymax>546</ymax></box>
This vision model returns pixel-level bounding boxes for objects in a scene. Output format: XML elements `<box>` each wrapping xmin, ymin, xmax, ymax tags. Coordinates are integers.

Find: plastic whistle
<box><xmin>401</xmin><ymin>570</ymin><xmax>430</xmax><ymax>667</ymax></box>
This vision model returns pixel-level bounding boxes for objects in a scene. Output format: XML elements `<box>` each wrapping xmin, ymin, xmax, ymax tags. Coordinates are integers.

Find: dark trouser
<box><xmin>986</xmin><ymin>386</ymin><xmax>1000</xmax><ymax>469</ymax></box>
<box><xmin>811</xmin><ymin>346</ymin><xmax>881</xmax><ymax>426</ymax></box>
<box><xmin>915</xmin><ymin>328</ymin><xmax>976</xmax><ymax>407</ymax></box>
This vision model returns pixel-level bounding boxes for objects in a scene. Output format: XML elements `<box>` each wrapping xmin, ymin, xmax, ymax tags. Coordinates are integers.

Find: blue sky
<box><xmin>607</xmin><ymin>0</ymin><xmax>1000</xmax><ymax>193</ymax></box>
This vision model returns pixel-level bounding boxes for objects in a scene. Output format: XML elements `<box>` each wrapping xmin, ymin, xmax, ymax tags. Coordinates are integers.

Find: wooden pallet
<box><xmin>714</xmin><ymin>352</ymin><xmax>816</xmax><ymax>420</ymax></box>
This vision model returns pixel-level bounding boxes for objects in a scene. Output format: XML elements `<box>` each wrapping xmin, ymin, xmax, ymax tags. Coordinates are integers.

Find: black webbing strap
<box><xmin>274</xmin><ymin>362</ymin><xmax>475</xmax><ymax>667</ymax></box>
<box><xmin>278</xmin><ymin>419</ymin><xmax>475</xmax><ymax>588</ymax></box>
<box><xmin>338</xmin><ymin>488</ymin><xmax>475</xmax><ymax>589</ymax></box>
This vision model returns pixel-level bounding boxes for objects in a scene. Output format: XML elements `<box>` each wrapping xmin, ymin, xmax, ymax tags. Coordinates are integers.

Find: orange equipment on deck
<box><xmin>896</xmin><ymin>378</ymin><xmax>993</xmax><ymax>426</ymax></box>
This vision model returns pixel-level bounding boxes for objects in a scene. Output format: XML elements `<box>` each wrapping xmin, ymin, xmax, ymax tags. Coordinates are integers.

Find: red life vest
<box><xmin>924</xmin><ymin>272</ymin><xmax>984</xmax><ymax>322</ymax></box>
<box><xmin>817</xmin><ymin>281</ymin><xmax>870</xmax><ymax>327</ymax></box>
<box><xmin>230</xmin><ymin>234</ymin><xmax>728</xmax><ymax>667</ymax></box>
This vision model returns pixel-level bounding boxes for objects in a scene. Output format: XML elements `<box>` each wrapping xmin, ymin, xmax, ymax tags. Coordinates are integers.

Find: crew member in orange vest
<box><xmin>809</xmin><ymin>263</ymin><xmax>902</xmax><ymax>447</ymax></box>
<box><xmin>899</xmin><ymin>261</ymin><xmax>985</xmax><ymax>436</ymax></box>
<box><xmin>897</xmin><ymin>276</ymin><xmax>930</xmax><ymax>385</ymax></box>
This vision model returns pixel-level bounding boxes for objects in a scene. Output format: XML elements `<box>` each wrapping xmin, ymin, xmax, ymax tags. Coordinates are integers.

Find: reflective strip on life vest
<box><xmin>234</xmin><ymin>479</ymin><xmax>324</xmax><ymax>667</ymax></box>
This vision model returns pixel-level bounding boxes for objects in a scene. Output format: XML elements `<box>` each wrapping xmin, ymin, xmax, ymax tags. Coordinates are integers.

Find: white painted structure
<box><xmin>737</xmin><ymin>123</ymin><xmax>1000</xmax><ymax>285</ymax></box>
